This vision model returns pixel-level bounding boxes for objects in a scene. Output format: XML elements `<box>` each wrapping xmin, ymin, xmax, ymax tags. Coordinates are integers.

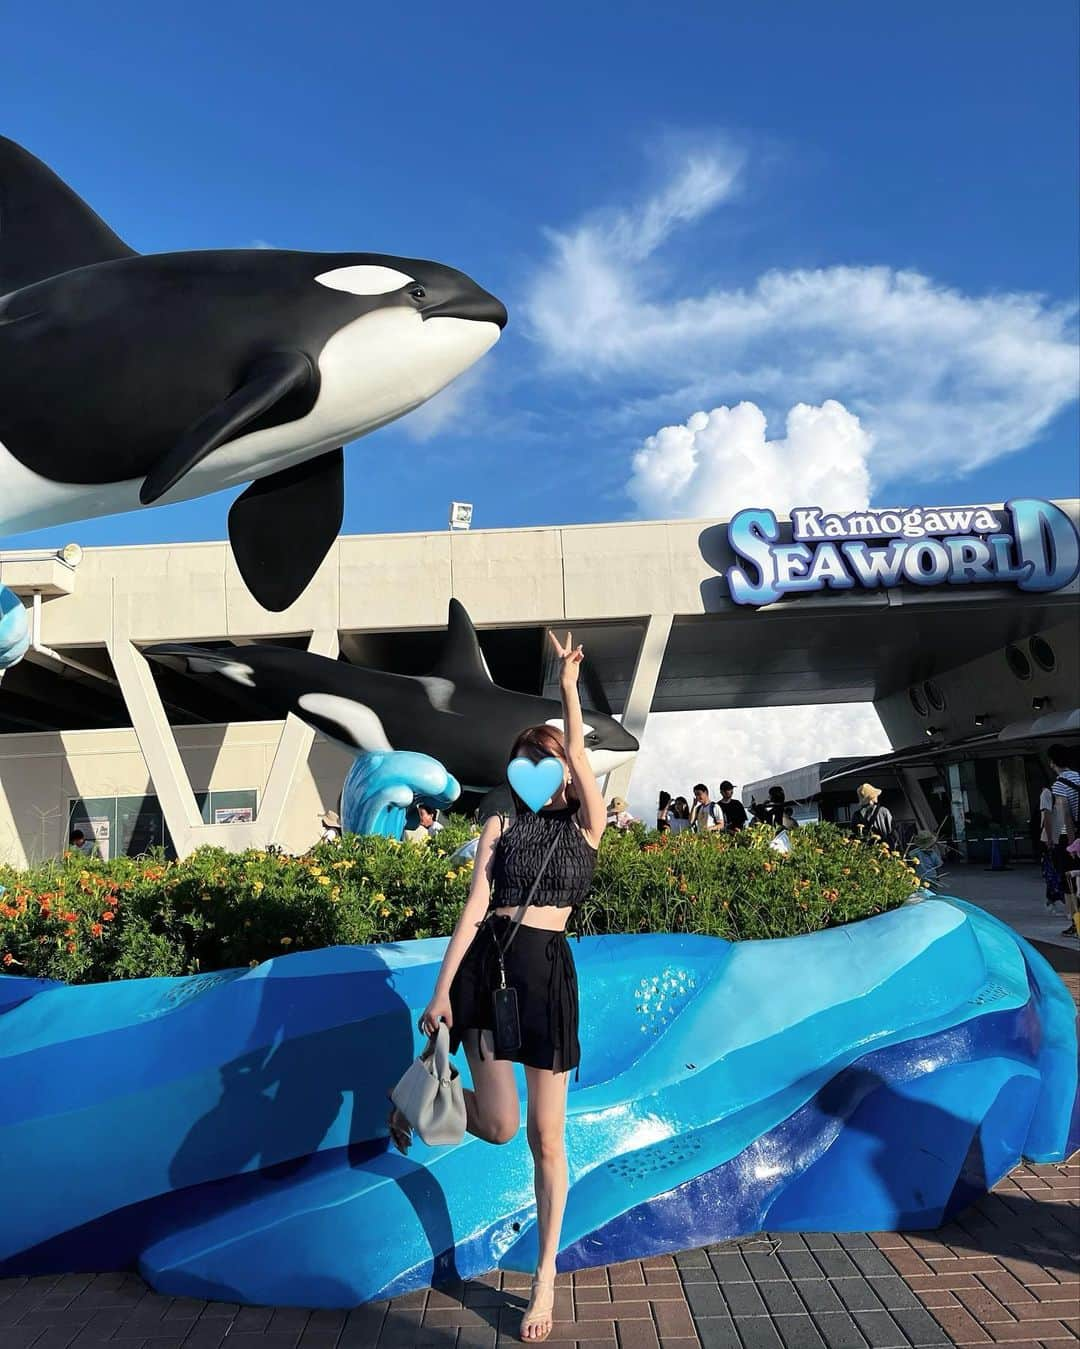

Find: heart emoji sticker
<box><xmin>507</xmin><ymin>756</ymin><xmax>564</xmax><ymax>812</ymax></box>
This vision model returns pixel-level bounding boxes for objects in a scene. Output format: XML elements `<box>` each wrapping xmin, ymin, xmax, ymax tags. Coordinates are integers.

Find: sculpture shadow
<box><xmin>169</xmin><ymin>949</ymin><xmax>463</xmax><ymax>1290</ymax></box>
<box><xmin>786</xmin><ymin>1064</ymin><xmax>1065</xmax><ymax>1249</ymax></box>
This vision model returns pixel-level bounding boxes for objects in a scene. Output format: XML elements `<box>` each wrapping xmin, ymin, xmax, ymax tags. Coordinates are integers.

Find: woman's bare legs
<box><xmin>519</xmin><ymin>1064</ymin><xmax>571</xmax><ymax>1340</ymax></box>
<box><xmin>462</xmin><ymin>1028</ymin><xmax>521</xmax><ymax>1143</ymax></box>
<box><xmin>388</xmin><ymin>1027</ymin><xmax>519</xmax><ymax>1153</ymax></box>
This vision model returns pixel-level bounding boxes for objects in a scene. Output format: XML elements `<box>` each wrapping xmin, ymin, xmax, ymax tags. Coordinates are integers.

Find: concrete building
<box><xmin>0</xmin><ymin>501</ymin><xmax>1077</xmax><ymax>865</ymax></box>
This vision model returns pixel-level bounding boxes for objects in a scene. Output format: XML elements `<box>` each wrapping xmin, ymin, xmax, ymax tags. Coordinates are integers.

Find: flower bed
<box><xmin>0</xmin><ymin>820</ymin><xmax>919</xmax><ymax>984</ymax></box>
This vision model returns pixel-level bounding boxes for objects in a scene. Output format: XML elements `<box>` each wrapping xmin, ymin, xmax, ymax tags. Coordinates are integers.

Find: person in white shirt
<box><xmin>606</xmin><ymin>796</ymin><xmax>636</xmax><ymax>830</ymax></box>
<box><xmin>417</xmin><ymin>803</ymin><xmax>445</xmax><ymax>837</ymax></box>
<box><xmin>319</xmin><ymin>810</ymin><xmax>342</xmax><ymax>842</ymax></box>
<box><xmin>690</xmin><ymin>784</ymin><xmax>724</xmax><ymax>833</ymax></box>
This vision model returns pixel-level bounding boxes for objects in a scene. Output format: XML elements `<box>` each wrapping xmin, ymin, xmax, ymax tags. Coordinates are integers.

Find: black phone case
<box><xmin>492</xmin><ymin>985</ymin><xmax>521</xmax><ymax>1055</ymax></box>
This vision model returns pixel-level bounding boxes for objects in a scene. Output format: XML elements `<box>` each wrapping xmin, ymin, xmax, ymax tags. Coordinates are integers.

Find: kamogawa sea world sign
<box><xmin>726</xmin><ymin>498</ymin><xmax>1080</xmax><ymax>607</ymax></box>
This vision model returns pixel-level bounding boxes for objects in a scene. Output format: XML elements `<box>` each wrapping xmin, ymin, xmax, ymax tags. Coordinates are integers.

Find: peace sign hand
<box><xmin>548</xmin><ymin>629</ymin><xmax>584</xmax><ymax>687</ymax></box>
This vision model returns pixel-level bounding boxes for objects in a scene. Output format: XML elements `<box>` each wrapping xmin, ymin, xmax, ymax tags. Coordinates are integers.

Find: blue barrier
<box><xmin>0</xmin><ymin>897</ymin><xmax>1075</xmax><ymax>1306</ymax></box>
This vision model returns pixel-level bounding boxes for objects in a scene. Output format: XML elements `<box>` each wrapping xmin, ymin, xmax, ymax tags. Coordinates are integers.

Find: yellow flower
<box><xmin>252</xmin><ymin>880</ymin><xmax>264</xmax><ymax>895</ymax></box>
<box><xmin>248</xmin><ymin>959</ymin><xmax>259</xmax><ymax>968</ymax></box>
<box><xmin>317</xmin><ymin>876</ymin><xmax>331</xmax><ymax>887</ymax></box>
<box><xmin>373</xmin><ymin>892</ymin><xmax>386</xmax><ymax>903</ymax></box>
<box><xmin>331</xmin><ymin>886</ymin><xmax>341</xmax><ymax>900</ymax></box>
<box><xmin>280</xmin><ymin>936</ymin><xmax>293</xmax><ymax>946</ymax></box>
<box><xmin>380</xmin><ymin>906</ymin><xmax>390</xmax><ymax>917</ymax></box>
<box><xmin>445</xmin><ymin>870</ymin><xmax>456</xmax><ymax>880</ymax></box>
<box><xmin>404</xmin><ymin>907</ymin><xmax>414</xmax><ymax>917</ymax></box>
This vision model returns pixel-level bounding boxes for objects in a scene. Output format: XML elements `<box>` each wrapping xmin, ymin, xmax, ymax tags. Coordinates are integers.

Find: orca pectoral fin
<box><xmin>139</xmin><ymin>349</ymin><xmax>316</xmax><ymax>506</ymax></box>
<box><xmin>227</xmin><ymin>448</ymin><xmax>344</xmax><ymax>611</ymax></box>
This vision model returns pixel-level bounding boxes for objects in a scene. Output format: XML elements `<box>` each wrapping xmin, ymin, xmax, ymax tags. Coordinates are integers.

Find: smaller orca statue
<box><xmin>145</xmin><ymin>601</ymin><xmax>640</xmax><ymax>791</ymax></box>
<box><xmin>0</xmin><ymin>138</ymin><xmax>507</xmax><ymax>610</ymax></box>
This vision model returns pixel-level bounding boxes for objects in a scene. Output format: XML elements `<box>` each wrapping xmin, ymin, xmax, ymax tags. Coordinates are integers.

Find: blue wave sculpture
<box><xmin>0</xmin><ymin>584</ymin><xmax>29</xmax><ymax>673</ymax></box>
<box><xmin>1</xmin><ymin>897</ymin><xmax>1076</xmax><ymax>1308</ymax></box>
<box><xmin>340</xmin><ymin>749</ymin><xmax>460</xmax><ymax>838</ymax></box>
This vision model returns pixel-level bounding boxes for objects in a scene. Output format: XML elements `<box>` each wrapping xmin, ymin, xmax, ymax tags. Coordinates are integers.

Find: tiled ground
<box><xmin>3</xmin><ymin>1156</ymin><xmax>1075</xmax><ymax>1349</ymax></box>
<box><xmin>3</xmin><ymin>945</ymin><xmax>1076</xmax><ymax>1348</ymax></box>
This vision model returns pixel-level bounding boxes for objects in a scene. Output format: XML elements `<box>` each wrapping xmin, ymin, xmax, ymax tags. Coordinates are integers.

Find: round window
<box><xmin>1005</xmin><ymin>644</ymin><xmax>1032</xmax><ymax>680</ymax></box>
<box><xmin>1029</xmin><ymin>636</ymin><xmax>1056</xmax><ymax>673</ymax></box>
<box><xmin>909</xmin><ymin>686</ymin><xmax>928</xmax><ymax>717</ymax></box>
<box><xmin>923</xmin><ymin>680</ymin><xmax>946</xmax><ymax>711</ymax></box>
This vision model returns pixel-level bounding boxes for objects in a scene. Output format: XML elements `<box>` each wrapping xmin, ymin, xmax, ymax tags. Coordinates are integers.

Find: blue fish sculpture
<box><xmin>0</xmin><ymin>584</ymin><xmax>29</xmax><ymax>674</ymax></box>
<box><xmin>0</xmin><ymin>898</ymin><xmax>1076</xmax><ymax>1307</ymax></box>
<box><xmin>341</xmin><ymin>749</ymin><xmax>460</xmax><ymax>839</ymax></box>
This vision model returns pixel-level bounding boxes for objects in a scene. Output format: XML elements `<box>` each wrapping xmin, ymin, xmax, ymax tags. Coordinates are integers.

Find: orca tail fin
<box><xmin>0</xmin><ymin>138</ymin><xmax>136</xmax><ymax>294</ymax></box>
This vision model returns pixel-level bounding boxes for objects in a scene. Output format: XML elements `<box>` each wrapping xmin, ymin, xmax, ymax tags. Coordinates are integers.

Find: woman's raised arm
<box><xmin>548</xmin><ymin>629</ymin><xmax>607</xmax><ymax>848</ymax></box>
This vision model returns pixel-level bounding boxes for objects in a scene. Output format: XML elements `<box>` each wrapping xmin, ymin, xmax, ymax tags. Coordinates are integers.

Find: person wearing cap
<box><xmin>319</xmin><ymin>809</ymin><xmax>342</xmax><ymax>842</ymax></box>
<box><xmin>606</xmin><ymin>796</ymin><xmax>636</xmax><ymax>830</ymax></box>
<box><xmin>853</xmin><ymin>784</ymin><xmax>895</xmax><ymax>848</ymax></box>
<box><xmin>717</xmin><ymin>781</ymin><xmax>748</xmax><ymax>831</ymax></box>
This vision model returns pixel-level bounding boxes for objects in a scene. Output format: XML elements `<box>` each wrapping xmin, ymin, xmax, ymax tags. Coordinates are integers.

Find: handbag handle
<box><xmin>493</xmin><ymin>828</ymin><xmax>564</xmax><ymax>983</ymax></box>
<box><xmin>420</xmin><ymin>1021</ymin><xmax>455</xmax><ymax>1083</ymax></box>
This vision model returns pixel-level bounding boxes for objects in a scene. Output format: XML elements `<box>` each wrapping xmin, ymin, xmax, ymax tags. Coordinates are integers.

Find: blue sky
<box><xmin>5</xmin><ymin>0</ymin><xmax>1078</xmax><ymax>553</ymax></box>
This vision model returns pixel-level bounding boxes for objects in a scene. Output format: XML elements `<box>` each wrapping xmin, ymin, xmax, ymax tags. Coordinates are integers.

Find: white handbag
<box><xmin>390</xmin><ymin>1022</ymin><xmax>466</xmax><ymax>1146</ymax></box>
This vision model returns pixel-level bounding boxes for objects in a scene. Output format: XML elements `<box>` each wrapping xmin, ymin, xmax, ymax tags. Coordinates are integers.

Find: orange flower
<box><xmin>66</xmin><ymin>941</ymin><xmax>77</xmax><ymax>953</ymax></box>
<box><xmin>101</xmin><ymin>911</ymin><xmax>115</xmax><ymax>922</ymax></box>
<box><xmin>62</xmin><ymin>912</ymin><xmax>79</xmax><ymax>923</ymax></box>
<box><xmin>2</xmin><ymin>953</ymin><xmax>14</xmax><ymax>966</ymax></box>
<box><xmin>90</xmin><ymin>922</ymin><xmax>104</xmax><ymax>937</ymax></box>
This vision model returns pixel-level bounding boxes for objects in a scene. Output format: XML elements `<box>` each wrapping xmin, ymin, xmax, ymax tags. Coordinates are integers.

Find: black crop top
<box><xmin>488</xmin><ymin>804</ymin><xmax>597</xmax><ymax>909</ymax></box>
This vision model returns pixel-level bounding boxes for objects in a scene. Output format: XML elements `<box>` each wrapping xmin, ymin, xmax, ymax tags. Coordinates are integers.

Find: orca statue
<box><xmin>146</xmin><ymin>600</ymin><xmax>639</xmax><ymax>792</ymax></box>
<box><xmin>0</xmin><ymin>138</ymin><xmax>507</xmax><ymax>610</ymax></box>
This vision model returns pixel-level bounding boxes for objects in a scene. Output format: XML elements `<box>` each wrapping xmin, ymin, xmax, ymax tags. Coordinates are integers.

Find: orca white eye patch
<box><xmin>315</xmin><ymin>265</ymin><xmax>415</xmax><ymax>296</ymax></box>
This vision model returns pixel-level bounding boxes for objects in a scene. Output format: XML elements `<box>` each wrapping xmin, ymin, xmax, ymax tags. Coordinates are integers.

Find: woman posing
<box><xmin>388</xmin><ymin>630</ymin><xmax>606</xmax><ymax>1343</ymax></box>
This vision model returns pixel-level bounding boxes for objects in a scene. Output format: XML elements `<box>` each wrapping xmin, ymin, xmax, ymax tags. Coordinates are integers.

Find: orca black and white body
<box><xmin>146</xmin><ymin>601</ymin><xmax>640</xmax><ymax>792</ymax></box>
<box><xmin>0</xmin><ymin>138</ymin><xmax>506</xmax><ymax>609</ymax></box>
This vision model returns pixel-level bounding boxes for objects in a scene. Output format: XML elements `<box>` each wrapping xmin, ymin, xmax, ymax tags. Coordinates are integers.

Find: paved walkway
<box><xmin>938</xmin><ymin>864</ymin><xmax>1079</xmax><ymax>953</ymax></box>
<box><xmin>3</xmin><ymin>943</ymin><xmax>1076</xmax><ymax>1349</ymax></box>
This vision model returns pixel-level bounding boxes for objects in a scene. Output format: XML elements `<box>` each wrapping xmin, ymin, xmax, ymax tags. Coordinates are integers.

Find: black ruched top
<box><xmin>489</xmin><ymin>804</ymin><xmax>597</xmax><ymax>909</ymax></box>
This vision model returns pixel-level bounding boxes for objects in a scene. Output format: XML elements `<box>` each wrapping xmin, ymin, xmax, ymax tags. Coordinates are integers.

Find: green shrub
<box><xmin>0</xmin><ymin>820</ymin><xmax>919</xmax><ymax>984</ymax></box>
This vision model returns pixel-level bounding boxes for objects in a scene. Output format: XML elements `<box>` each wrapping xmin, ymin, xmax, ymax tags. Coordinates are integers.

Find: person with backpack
<box><xmin>853</xmin><ymin>783</ymin><xmax>896</xmax><ymax>849</ymax></box>
<box><xmin>1047</xmin><ymin>744</ymin><xmax>1080</xmax><ymax>936</ymax></box>
<box><xmin>690</xmin><ymin>783</ymin><xmax>724</xmax><ymax>833</ymax></box>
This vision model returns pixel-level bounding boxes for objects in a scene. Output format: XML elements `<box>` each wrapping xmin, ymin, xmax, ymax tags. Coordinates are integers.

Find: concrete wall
<box><xmin>0</xmin><ymin>723</ymin><xmax>353</xmax><ymax>867</ymax></box>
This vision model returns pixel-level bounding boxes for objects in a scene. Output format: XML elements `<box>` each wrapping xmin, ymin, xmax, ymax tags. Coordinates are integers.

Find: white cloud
<box><xmin>524</xmin><ymin>150</ymin><xmax>1078</xmax><ymax>485</ymax></box>
<box><xmin>626</xmin><ymin>703</ymin><xmax>891</xmax><ymax>822</ymax></box>
<box><xmin>629</xmin><ymin>398</ymin><xmax>872</xmax><ymax>518</ymax></box>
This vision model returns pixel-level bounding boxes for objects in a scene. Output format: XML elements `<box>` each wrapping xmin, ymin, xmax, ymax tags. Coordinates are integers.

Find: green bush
<box><xmin>0</xmin><ymin>820</ymin><xmax>919</xmax><ymax>985</ymax></box>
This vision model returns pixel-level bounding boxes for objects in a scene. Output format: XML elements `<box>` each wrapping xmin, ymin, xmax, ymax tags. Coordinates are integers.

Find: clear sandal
<box><xmin>519</xmin><ymin>1274</ymin><xmax>555</xmax><ymax>1342</ymax></box>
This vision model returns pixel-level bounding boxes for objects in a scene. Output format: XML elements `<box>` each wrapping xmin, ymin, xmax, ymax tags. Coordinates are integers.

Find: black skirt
<box><xmin>448</xmin><ymin>913</ymin><xmax>580</xmax><ymax>1075</ymax></box>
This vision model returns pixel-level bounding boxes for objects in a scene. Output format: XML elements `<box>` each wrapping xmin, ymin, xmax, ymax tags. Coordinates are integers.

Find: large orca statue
<box><xmin>146</xmin><ymin>600</ymin><xmax>639</xmax><ymax>792</ymax></box>
<box><xmin>0</xmin><ymin>138</ymin><xmax>507</xmax><ymax>610</ymax></box>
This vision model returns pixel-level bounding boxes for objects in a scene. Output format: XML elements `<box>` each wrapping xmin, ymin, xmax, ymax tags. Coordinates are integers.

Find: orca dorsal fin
<box><xmin>431</xmin><ymin>599</ymin><xmax>494</xmax><ymax>684</ymax></box>
<box><xmin>0</xmin><ymin>137</ymin><xmax>136</xmax><ymax>294</ymax></box>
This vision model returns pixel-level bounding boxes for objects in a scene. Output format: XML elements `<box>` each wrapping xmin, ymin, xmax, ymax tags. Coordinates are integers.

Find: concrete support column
<box><xmin>900</xmin><ymin>768</ymin><xmax>938</xmax><ymax>833</ymax></box>
<box><xmin>255</xmin><ymin>629</ymin><xmax>339</xmax><ymax>845</ymax></box>
<box><xmin>602</xmin><ymin>612</ymin><xmax>673</xmax><ymax>804</ymax></box>
<box><xmin>108</xmin><ymin>626</ymin><xmax>339</xmax><ymax>858</ymax></box>
<box><xmin>107</xmin><ymin>627</ymin><xmax>204</xmax><ymax>856</ymax></box>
